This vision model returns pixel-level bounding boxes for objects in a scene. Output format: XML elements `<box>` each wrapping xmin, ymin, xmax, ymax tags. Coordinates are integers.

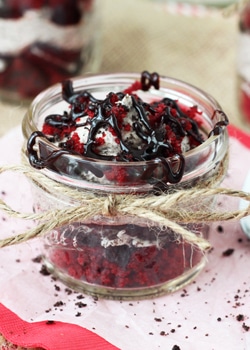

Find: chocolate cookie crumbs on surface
<box><xmin>237</xmin><ymin>314</ymin><xmax>245</xmax><ymax>321</ymax></box>
<box><xmin>54</xmin><ymin>285</ymin><xmax>61</xmax><ymax>291</ymax></box>
<box><xmin>180</xmin><ymin>289</ymin><xmax>189</xmax><ymax>297</ymax></box>
<box><xmin>65</xmin><ymin>288</ymin><xmax>73</xmax><ymax>295</ymax></box>
<box><xmin>54</xmin><ymin>301</ymin><xmax>64</xmax><ymax>307</ymax></box>
<box><xmin>222</xmin><ymin>248</ymin><xmax>234</xmax><ymax>257</ymax></box>
<box><xmin>172</xmin><ymin>345</ymin><xmax>181</xmax><ymax>350</ymax></box>
<box><xmin>217</xmin><ymin>225</ymin><xmax>224</xmax><ymax>233</ymax></box>
<box><xmin>39</xmin><ymin>264</ymin><xmax>51</xmax><ymax>276</ymax></box>
<box><xmin>242</xmin><ymin>323</ymin><xmax>250</xmax><ymax>332</ymax></box>
<box><xmin>32</xmin><ymin>255</ymin><xmax>43</xmax><ymax>263</ymax></box>
<box><xmin>76</xmin><ymin>294</ymin><xmax>85</xmax><ymax>299</ymax></box>
<box><xmin>46</xmin><ymin>320</ymin><xmax>55</xmax><ymax>325</ymax></box>
<box><xmin>75</xmin><ymin>301</ymin><xmax>87</xmax><ymax>308</ymax></box>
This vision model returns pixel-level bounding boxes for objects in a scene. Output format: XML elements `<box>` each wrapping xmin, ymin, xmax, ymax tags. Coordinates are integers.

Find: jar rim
<box><xmin>22</xmin><ymin>72</ymin><xmax>229</xmax><ymax>191</ymax></box>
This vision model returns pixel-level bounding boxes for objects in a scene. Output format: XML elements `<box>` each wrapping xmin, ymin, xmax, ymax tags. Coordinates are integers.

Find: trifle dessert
<box><xmin>0</xmin><ymin>0</ymin><xmax>99</xmax><ymax>102</ymax></box>
<box><xmin>22</xmin><ymin>71</ymin><xmax>229</xmax><ymax>299</ymax></box>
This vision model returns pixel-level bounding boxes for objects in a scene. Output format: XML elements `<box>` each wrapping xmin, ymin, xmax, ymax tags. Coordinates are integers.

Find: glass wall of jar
<box><xmin>0</xmin><ymin>0</ymin><xmax>101</xmax><ymax>103</ymax></box>
<box><xmin>22</xmin><ymin>73</ymin><xmax>229</xmax><ymax>300</ymax></box>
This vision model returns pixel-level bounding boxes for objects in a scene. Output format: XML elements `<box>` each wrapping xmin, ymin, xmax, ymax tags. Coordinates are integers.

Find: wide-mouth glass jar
<box><xmin>22</xmin><ymin>73</ymin><xmax>229</xmax><ymax>300</ymax></box>
<box><xmin>0</xmin><ymin>0</ymin><xmax>101</xmax><ymax>103</ymax></box>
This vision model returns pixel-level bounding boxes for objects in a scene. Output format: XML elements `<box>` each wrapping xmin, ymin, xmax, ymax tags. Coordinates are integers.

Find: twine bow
<box><xmin>1</xmin><ymin>154</ymin><xmax>250</xmax><ymax>253</ymax></box>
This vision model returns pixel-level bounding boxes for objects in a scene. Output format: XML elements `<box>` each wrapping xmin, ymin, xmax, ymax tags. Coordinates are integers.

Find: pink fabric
<box><xmin>228</xmin><ymin>124</ymin><xmax>250</xmax><ymax>148</ymax></box>
<box><xmin>0</xmin><ymin>303</ymin><xmax>119</xmax><ymax>350</ymax></box>
<box><xmin>0</xmin><ymin>125</ymin><xmax>250</xmax><ymax>350</ymax></box>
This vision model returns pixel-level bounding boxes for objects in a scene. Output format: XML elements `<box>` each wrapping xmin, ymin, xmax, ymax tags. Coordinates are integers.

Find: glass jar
<box><xmin>0</xmin><ymin>0</ymin><xmax>101</xmax><ymax>103</ymax></box>
<box><xmin>237</xmin><ymin>1</ymin><xmax>250</xmax><ymax>124</ymax></box>
<box><xmin>22</xmin><ymin>73</ymin><xmax>229</xmax><ymax>300</ymax></box>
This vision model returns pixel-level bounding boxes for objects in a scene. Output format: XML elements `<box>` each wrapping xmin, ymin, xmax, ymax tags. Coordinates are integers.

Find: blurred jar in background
<box><xmin>0</xmin><ymin>0</ymin><xmax>101</xmax><ymax>103</ymax></box>
<box><xmin>237</xmin><ymin>1</ymin><xmax>250</xmax><ymax>125</ymax></box>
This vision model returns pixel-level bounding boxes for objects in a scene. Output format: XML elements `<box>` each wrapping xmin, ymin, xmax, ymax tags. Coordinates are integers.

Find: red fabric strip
<box><xmin>228</xmin><ymin>124</ymin><xmax>250</xmax><ymax>149</ymax></box>
<box><xmin>0</xmin><ymin>303</ymin><xmax>120</xmax><ymax>350</ymax></box>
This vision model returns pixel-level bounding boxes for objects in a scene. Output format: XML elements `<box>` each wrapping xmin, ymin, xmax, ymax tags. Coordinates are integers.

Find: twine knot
<box><xmin>103</xmin><ymin>195</ymin><xmax>117</xmax><ymax>216</ymax></box>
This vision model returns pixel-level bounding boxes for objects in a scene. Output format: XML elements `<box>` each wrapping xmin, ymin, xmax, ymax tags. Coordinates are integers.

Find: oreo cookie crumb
<box><xmin>237</xmin><ymin>314</ymin><xmax>245</xmax><ymax>321</ymax></box>
<box><xmin>39</xmin><ymin>264</ymin><xmax>51</xmax><ymax>276</ymax></box>
<box><xmin>46</xmin><ymin>320</ymin><xmax>55</xmax><ymax>325</ymax></box>
<box><xmin>65</xmin><ymin>288</ymin><xmax>73</xmax><ymax>295</ymax></box>
<box><xmin>172</xmin><ymin>346</ymin><xmax>181</xmax><ymax>350</ymax></box>
<box><xmin>54</xmin><ymin>301</ymin><xmax>64</xmax><ymax>307</ymax></box>
<box><xmin>217</xmin><ymin>225</ymin><xmax>224</xmax><ymax>233</ymax></box>
<box><xmin>75</xmin><ymin>301</ymin><xmax>87</xmax><ymax>308</ymax></box>
<box><xmin>222</xmin><ymin>248</ymin><xmax>234</xmax><ymax>257</ymax></box>
<box><xmin>242</xmin><ymin>323</ymin><xmax>250</xmax><ymax>332</ymax></box>
<box><xmin>76</xmin><ymin>294</ymin><xmax>85</xmax><ymax>299</ymax></box>
<box><xmin>32</xmin><ymin>255</ymin><xmax>43</xmax><ymax>263</ymax></box>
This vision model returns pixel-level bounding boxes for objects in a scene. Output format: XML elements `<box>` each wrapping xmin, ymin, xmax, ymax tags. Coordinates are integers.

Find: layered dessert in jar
<box><xmin>0</xmin><ymin>0</ymin><xmax>99</xmax><ymax>102</ymax></box>
<box><xmin>22</xmin><ymin>71</ymin><xmax>229</xmax><ymax>299</ymax></box>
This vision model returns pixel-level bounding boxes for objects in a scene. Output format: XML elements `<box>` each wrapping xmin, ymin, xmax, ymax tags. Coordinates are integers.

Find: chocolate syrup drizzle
<box><xmin>27</xmin><ymin>71</ymin><xmax>227</xmax><ymax>185</ymax></box>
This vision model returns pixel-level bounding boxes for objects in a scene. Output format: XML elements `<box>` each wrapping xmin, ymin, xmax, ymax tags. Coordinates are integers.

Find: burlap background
<box><xmin>0</xmin><ymin>0</ymin><xmax>243</xmax><ymax>138</ymax></box>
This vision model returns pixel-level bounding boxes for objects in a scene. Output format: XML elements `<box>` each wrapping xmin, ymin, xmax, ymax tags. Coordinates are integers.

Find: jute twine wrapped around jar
<box><xmin>1</xmin><ymin>151</ymin><xmax>250</xmax><ymax>254</ymax></box>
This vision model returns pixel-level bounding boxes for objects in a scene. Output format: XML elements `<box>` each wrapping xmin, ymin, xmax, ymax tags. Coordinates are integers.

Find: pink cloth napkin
<box><xmin>1</xmin><ymin>125</ymin><xmax>250</xmax><ymax>350</ymax></box>
<box><xmin>0</xmin><ymin>303</ymin><xmax>119</xmax><ymax>350</ymax></box>
<box><xmin>227</xmin><ymin>124</ymin><xmax>250</xmax><ymax>148</ymax></box>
